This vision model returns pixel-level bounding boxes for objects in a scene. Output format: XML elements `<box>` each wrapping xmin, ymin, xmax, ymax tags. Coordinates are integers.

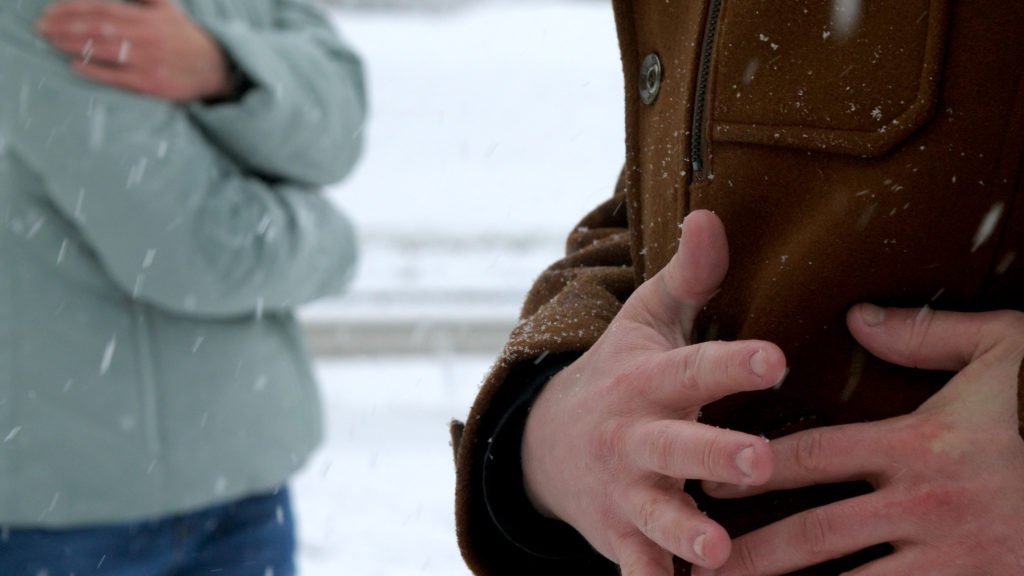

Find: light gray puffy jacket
<box><xmin>0</xmin><ymin>0</ymin><xmax>365</xmax><ymax>526</ymax></box>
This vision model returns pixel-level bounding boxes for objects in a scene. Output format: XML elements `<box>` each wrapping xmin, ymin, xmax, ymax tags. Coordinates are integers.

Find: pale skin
<box><xmin>35</xmin><ymin>0</ymin><xmax>233</xmax><ymax>102</ymax></box>
<box><xmin>523</xmin><ymin>210</ymin><xmax>1024</xmax><ymax>575</ymax></box>
<box><xmin>693</xmin><ymin>306</ymin><xmax>1024</xmax><ymax>576</ymax></box>
<box><xmin>523</xmin><ymin>209</ymin><xmax>788</xmax><ymax>574</ymax></box>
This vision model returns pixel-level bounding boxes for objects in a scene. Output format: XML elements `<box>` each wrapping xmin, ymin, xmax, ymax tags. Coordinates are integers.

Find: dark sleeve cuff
<box><xmin>200</xmin><ymin>54</ymin><xmax>254</xmax><ymax>105</ymax></box>
<box><xmin>481</xmin><ymin>353</ymin><xmax>599</xmax><ymax>560</ymax></box>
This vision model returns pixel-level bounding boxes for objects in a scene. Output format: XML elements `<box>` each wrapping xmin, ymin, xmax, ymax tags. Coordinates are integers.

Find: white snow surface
<box><xmin>302</xmin><ymin>1</ymin><xmax>623</xmax><ymax>322</ymax></box>
<box><xmin>293</xmin><ymin>3</ymin><xmax>623</xmax><ymax>575</ymax></box>
<box><xmin>294</xmin><ymin>356</ymin><xmax>488</xmax><ymax>576</ymax></box>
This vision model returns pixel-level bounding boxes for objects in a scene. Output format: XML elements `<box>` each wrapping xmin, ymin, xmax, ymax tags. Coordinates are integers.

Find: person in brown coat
<box><xmin>453</xmin><ymin>1</ymin><xmax>1024</xmax><ymax>575</ymax></box>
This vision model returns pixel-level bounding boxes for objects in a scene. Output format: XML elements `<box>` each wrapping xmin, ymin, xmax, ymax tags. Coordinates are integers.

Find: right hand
<box><xmin>521</xmin><ymin>210</ymin><xmax>787</xmax><ymax>575</ymax></box>
<box><xmin>36</xmin><ymin>0</ymin><xmax>235</xmax><ymax>102</ymax></box>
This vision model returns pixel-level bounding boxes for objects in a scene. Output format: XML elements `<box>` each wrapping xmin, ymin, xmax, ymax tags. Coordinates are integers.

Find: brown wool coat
<box><xmin>454</xmin><ymin>1</ymin><xmax>1024</xmax><ymax>574</ymax></box>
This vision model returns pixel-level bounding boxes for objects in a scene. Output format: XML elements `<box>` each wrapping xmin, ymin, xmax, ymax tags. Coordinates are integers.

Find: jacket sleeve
<box><xmin>452</xmin><ymin>172</ymin><xmax>637</xmax><ymax>575</ymax></box>
<box><xmin>0</xmin><ymin>24</ymin><xmax>357</xmax><ymax>319</ymax></box>
<box><xmin>187</xmin><ymin>0</ymin><xmax>367</xmax><ymax>187</ymax></box>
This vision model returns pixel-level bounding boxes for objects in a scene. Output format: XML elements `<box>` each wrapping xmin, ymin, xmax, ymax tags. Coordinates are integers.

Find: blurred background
<box><xmin>292</xmin><ymin>0</ymin><xmax>623</xmax><ymax>574</ymax></box>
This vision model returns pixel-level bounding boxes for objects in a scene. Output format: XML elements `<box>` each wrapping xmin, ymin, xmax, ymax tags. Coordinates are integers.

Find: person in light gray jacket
<box><xmin>0</xmin><ymin>0</ymin><xmax>366</xmax><ymax>573</ymax></box>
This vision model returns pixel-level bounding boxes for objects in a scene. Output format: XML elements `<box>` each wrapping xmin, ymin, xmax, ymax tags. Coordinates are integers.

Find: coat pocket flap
<box><xmin>709</xmin><ymin>0</ymin><xmax>951</xmax><ymax>157</ymax></box>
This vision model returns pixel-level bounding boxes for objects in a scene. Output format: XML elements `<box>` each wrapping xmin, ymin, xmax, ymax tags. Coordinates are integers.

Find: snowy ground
<box><xmin>294</xmin><ymin>357</ymin><xmax>489</xmax><ymax>576</ymax></box>
<box><xmin>292</xmin><ymin>3</ymin><xmax>623</xmax><ymax>575</ymax></box>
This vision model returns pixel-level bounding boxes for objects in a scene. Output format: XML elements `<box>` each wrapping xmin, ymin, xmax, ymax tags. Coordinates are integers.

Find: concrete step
<box><xmin>303</xmin><ymin>316</ymin><xmax>516</xmax><ymax>357</ymax></box>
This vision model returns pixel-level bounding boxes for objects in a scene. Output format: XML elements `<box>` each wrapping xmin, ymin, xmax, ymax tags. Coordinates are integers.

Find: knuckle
<box><xmin>607</xmin><ymin>362</ymin><xmax>649</xmax><ymax>406</ymax></box>
<box><xmin>733</xmin><ymin>539</ymin><xmax>759</xmax><ymax>575</ymax></box>
<box><xmin>700</xmin><ymin>434</ymin><xmax>723</xmax><ymax>479</ymax></box>
<box><xmin>634</xmin><ymin>494</ymin><xmax>688</xmax><ymax>557</ymax></box>
<box><xmin>794</xmin><ymin>431</ymin><xmax>827</xmax><ymax>475</ymax></box>
<box><xmin>676</xmin><ymin>347</ymin><xmax>702</xmax><ymax>392</ymax></box>
<box><xmin>904</xmin><ymin>307</ymin><xmax>937</xmax><ymax>362</ymax></box>
<box><xmin>591</xmin><ymin>420</ymin><xmax>628</xmax><ymax>468</ymax></box>
<box><xmin>646</xmin><ymin>424</ymin><xmax>677</xmax><ymax>474</ymax></box>
<box><xmin>991</xmin><ymin>310</ymin><xmax>1024</xmax><ymax>348</ymax></box>
<box><xmin>902</xmin><ymin>482</ymin><xmax>962</xmax><ymax>523</ymax></box>
<box><xmin>996</xmin><ymin>309</ymin><xmax>1024</xmax><ymax>331</ymax></box>
<box><xmin>893</xmin><ymin>415</ymin><xmax>953</xmax><ymax>465</ymax></box>
<box><xmin>800</xmin><ymin>508</ymin><xmax>834</xmax><ymax>555</ymax></box>
<box><xmin>635</xmin><ymin>498</ymin><xmax>662</xmax><ymax>538</ymax></box>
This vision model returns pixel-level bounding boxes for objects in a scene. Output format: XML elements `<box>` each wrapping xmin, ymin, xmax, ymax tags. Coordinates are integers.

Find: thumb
<box><xmin>622</xmin><ymin>210</ymin><xmax>729</xmax><ymax>338</ymax></box>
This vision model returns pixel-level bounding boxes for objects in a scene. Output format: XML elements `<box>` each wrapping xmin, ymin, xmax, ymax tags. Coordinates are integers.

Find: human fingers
<box><xmin>702</xmin><ymin>420</ymin><xmax>887</xmax><ymax>498</ymax></box>
<box><xmin>36</xmin><ymin>18</ymin><xmax>130</xmax><ymax>47</ymax></box>
<box><xmin>621</xmin><ymin>210</ymin><xmax>728</xmax><ymax>343</ymax></box>
<box><xmin>691</xmin><ymin>494</ymin><xmax>899</xmax><ymax>576</ymax></box>
<box><xmin>38</xmin><ymin>3</ymin><xmax>147</xmax><ymax>30</ymax></box>
<box><xmin>625</xmin><ymin>419</ymin><xmax>772</xmax><ymax>486</ymax></box>
<box><xmin>835</xmin><ymin>548</ymin><xmax>950</xmax><ymax>576</ymax></box>
<box><xmin>69</xmin><ymin>59</ymin><xmax>153</xmax><ymax>95</ymax></box>
<box><xmin>847</xmin><ymin>305</ymin><xmax>1024</xmax><ymax>371</ymax></box>
<box><xmin>39</xmin><ymin>34</ymin><xmax>134</xmax><ymax>66</ymax></box>
<box><xmin>644</xmin><ymin>340</ymin><xmax>786</xmax><ymax>408</ymax></box>
<box><xmin>622</xmin><ymin>484</ymin><xmax>732</xmax><ymax>569</ymax></box>
<box><xmin>613</xmin><ymin>532</ymin><xmax>676</xmax><ymax>576</ymax></box>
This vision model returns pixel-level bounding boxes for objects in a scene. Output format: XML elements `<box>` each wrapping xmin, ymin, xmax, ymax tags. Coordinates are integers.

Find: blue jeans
<box><xmin>0</xmin><ymin>487</ymin><xmax>296</xmax><ymax>576</ymax></box>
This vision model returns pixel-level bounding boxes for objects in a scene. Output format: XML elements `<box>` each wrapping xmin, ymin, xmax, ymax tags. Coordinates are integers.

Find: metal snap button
<box><xmin>639</xmin><ymin>53</ymin><xmax>662</xmax><ymax>105</ymax></box>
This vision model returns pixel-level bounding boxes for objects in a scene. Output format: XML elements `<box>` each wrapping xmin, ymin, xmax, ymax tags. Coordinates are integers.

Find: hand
<box><xmin>35</xmin><ymin>0</ymin><xmax>234</xmax><ymax>102</ymax></box>
<box><xmin>522</xmin><ymin>210</ymin><xmax>788</xmax><ymax>575</ymax></box>
<box><xmin>696</xmin><ymin>306</ymin><xmax>1024</xmax><ymax>576</ymax></box>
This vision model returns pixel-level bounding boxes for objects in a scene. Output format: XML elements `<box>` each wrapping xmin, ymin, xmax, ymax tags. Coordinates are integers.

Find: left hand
<box><xmin>694</xmin><ymin>305</ymin><xmax>1024</xmax><ymax>576</ymax></box>
<box><xmin>35</xmin><ymin>0</ymin><xmax>235</xmax><ymax>102</ymax></box>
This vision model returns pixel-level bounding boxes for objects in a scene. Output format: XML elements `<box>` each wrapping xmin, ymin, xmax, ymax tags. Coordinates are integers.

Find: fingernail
<box><xmin>772</xmin><ymin>366</ymin><xmax>790</xmax><ymax>390</ymax></box>
<box><xmin>749</xmin><ymin>349</ymin><xmax>767</xmax><ymax>377</ymax></box>
<box><xmin>693</xmin><ymin>532</ymin><xmax>708</xmax><ymax>562</ymax></box>
<box><xmin>735</xmin><ymin>446</ymin><xmax>754</xmax><ymax>478</ymax></box>
<box><xmin>860</xmin><ymin>303</ymin><xmax>886</xmax><ymax>326</ymax></box>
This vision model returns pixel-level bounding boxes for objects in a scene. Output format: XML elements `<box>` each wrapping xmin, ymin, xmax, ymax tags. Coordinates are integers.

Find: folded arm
<box><xmin>188</xmin><ymin>0</ymin><xmax>367</xmax><ymax>186</ymax></box>
<box><xmin>0</xmin><ymin>22</ymin><xmax>357</xmax><ymax>318</ymax></box>
<box><xmin>33</xmin><ymin>0</ymin><xmax>367</xmax><ymax>187</ymax></box>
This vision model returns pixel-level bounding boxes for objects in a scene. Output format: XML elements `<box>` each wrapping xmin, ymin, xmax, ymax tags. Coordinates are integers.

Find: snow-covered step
<box><xmin>303</xmin><ymin>316</ymin><xmax>516</xmax><ymax>357</ymax></box>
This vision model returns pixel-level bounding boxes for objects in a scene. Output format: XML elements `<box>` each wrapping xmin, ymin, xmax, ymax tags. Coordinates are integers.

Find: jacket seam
<box><xmin>133</xmin><ymin>304</ymin><xmax>164</xmax><ymax>506</ymax></box>
<box><xmin>1</xmin><ymin>210</ymin><xmax>16</xmax><ymax>523</ymax></box>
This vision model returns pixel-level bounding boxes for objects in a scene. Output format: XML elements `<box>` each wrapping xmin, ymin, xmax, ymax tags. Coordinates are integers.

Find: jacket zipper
<box><xmin>691</xmin><ymin>0</ymin><xmax>723</xmax><ymax>181</ymax></box>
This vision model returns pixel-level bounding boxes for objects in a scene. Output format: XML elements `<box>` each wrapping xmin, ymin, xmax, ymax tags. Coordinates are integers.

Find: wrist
<box><xmin>196</xmin><ymin>36</ymin><xmax>247</xmax><ymax>103</ymax></box>
<box><xmin>481</xmin><ymin>353</ymin><xmax>595</xmax><ymax>559</ymax></box>
<box><xmin>521</xmin><ymin>370</ymin><xmax>569</xmax><ymax>519</ymax></box>
<box><xmin>199</xmin><ymin>57</ymin><xmax>234</xmax><ymax>101</ymax></box>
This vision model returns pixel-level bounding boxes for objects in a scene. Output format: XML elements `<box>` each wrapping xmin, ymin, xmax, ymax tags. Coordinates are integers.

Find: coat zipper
<box><xmin>691</xmin><ymin>0</ymin><xmax>723</xmax><ymax>181</ymax></box>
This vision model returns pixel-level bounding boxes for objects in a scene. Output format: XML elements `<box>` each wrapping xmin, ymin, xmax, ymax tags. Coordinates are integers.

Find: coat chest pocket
<box><xmin>709</xmin><ymin>0</ymin><xmax>950</xmax><ymax>157</ymax></box>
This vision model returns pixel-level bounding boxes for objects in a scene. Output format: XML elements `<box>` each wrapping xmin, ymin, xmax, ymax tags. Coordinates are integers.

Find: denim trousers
<box><xmin>0</xmin><ymin>487</ymin><xmax>296</xmax><ymax>576</ymax></box>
